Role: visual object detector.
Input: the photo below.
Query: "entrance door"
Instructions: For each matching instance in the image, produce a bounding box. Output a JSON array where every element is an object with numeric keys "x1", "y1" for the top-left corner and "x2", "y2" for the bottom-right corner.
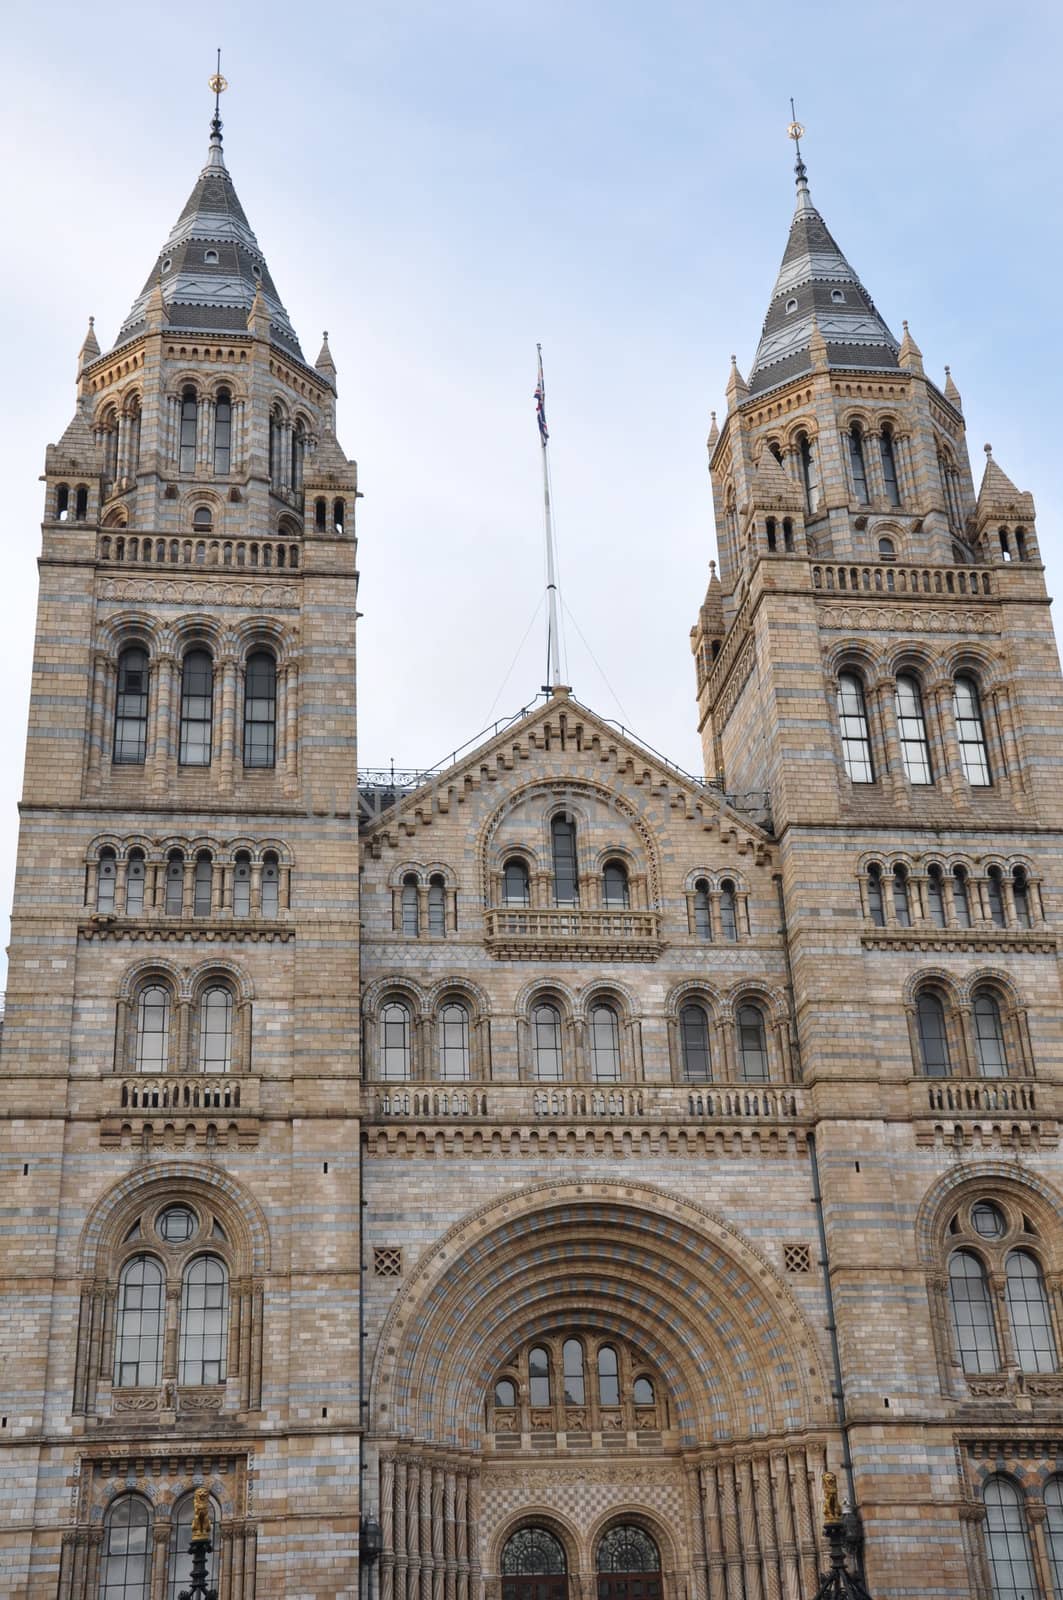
[
  {"x1": 596, "y1": 1526, "x2": 662, "y2": 1600},
  {"x1": 501, "y1": 1528, "x2": 569, "y2": 1600}
]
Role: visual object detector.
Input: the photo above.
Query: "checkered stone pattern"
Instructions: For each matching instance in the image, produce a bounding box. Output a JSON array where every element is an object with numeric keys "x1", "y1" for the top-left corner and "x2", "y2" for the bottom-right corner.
[{"x1": 482, "y1": 1464, "x2": 687, "y2": 1560}]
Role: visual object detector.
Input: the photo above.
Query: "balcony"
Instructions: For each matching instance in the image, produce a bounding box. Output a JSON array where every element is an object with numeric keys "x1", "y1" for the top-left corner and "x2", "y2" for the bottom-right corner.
[
  {"x1": 913, "y1": 1076, "x2": 1055, "y2": 1151},
  {"x1": 100, "y1": 1074, "x2": 260, "y2": 1149},
  {"x1": 483, "y1": 906, "x2": 663, "y2": 960}
]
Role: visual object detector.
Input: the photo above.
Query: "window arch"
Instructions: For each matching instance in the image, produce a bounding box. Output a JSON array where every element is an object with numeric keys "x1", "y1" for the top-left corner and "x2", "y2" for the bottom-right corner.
[
  {"x1": 501, "y1": 1528, "x2": 566, "y2": 1578},
  {"x1": 693, "y1": 878, "x2": 711, "y2": 939},
  {"x1": 879, "y1": 425, "x2": 901, "y2": 506},
  {"x1": 952, "y1": 866, "x2": 972, "y2": 927},
  {"x1": 602, "y1": 858, "x2": 630, "y2": 909},
  {"x1": 981, "y1": 1477, "x2": 1038, "y2": 1600},
  {"x1": 1004, "y1": 1250, "x2": 1057, "y2": 1373},
  {"x1": 846, "y1": 423, "x2": 869, "y2": 504},
  {"x1": 597, "y1": 1344, "x2": 620, "y2": 1407},
  {"x1": 168, "y1": 1493, "x2": 221, "y2": 1600},
  {"x1": 198, "y1": 985, "x2": 233, "y2": 1072},
  {"x1": 736, "y1": 1003, "x2": 769, "y2": 1082},
  {"x1": 179, "y1": 387, "x2": 198, "y2": 474},
  {"x1": 866, "y1": 863, "x2": 885, "y2": 927},
  {"x1": 503, "y1": 857, "x2": 530, "y2": 906},
  {"x1": 926, "y1": 865, "x2": 947, "y2": 928},
  {"x1": 949, "y1": 1250, "x2": 999, "y2": 1373},
  {"x1": 243, "y1": 650, "x2": 277, "y2": 768},
  {"x1": 291, "y1": 420, "x2": 306, "y2": 492},
  {"x1": 528, "y1": 1346, "x2": 551, "y2": 1408},
  {"x1": 532, "y1": 1002, "x2": 563, "y2": 1081},
  {"x1": 401, "y1": 873, "x2": 419, "y2": 936},
  {"x1": 262, "y1": 852, "x2": 280, "y2": 917},
  {"x1": 192, "y1": 505, "x2": 213, "y2": 533},
  {"x1": 986, "y1": 866, "x2": 1007, "y2": 928},
  {"x1": 589, "y1": 1003, "x2": 621, "y2": 1082},
  {"x1": 381, "y1": 1001, "x2": 412, "y2": 1081},
  {"x1": 164, "y1": 852, "x2": 184, "y2": 916},
  {"x1": 427, "y1": 874, "x2": 446, "y2": 935},
  {"x1": 562, "y1": 1338, "x2": 585, "y2": 1405},
  {"x1": 597, "y1": 1527, "x2": 661, "y2": 1575},
  {"x1": 314, "y1": 497, "x2": 327, "y2": 532},
  {"x1": 179, "y1": 648, "x2": 214, "y2": 766},
  {"x1": 551, "y1": 814, "x2": 579, "y2": 905},
  {"x1": 972, "y1": 990, "x2": 1008, "y2": 1078},
  {"x1": 877, "y1": 535, "x2": 896, "y2": 560},
  {"x1": 113, "y1": 1257, "x2": 164, "y2": 1387},
  {"x1": 213, "y1": 388, "x2": 232, "y2": 475},
  {"x1": 915, "y1": 990, "x2": 950, "y2": 1077},
  {"x1": 679, "y1": 1003, "x2": 712, "y2": 1082},
  {"x1": 895, "y1": 674, "x2": 933, "y2": 784},
  {"x1": 178, "y1": 1255, "x2": 229, "y2": 1385},
  {"x1": 126, "y1": 850, "x2": 146, "y2": 916},
  {"x1": 1012, "y1": 867, "x2": 1033, "y2": 928},
  {"x1": 1044, "y1": 1477, "x2": 1063, "y2": 1593},
  {"x1": 718, "y1": 879, "x2": 739, "y2": 941},
  {"x1": 892, "y1": 864, "x2": 912, "y2": 927},
  {"x1": 114, "y1": 646, "x2": 149, "y2": 765},
  {"x1": 233, "y1": 852, "x2": 251, "y2": 917},
  {"x1": 75, "y1": 484, "x2": 89, "y2": 520},
  {"x1": 838, "y1": 671, "x2": 874, "y2": 783},
  {"x1": 135, "y1": 984, "x2": 171, "y2": 1072},
  {"x1": 97, "y1": 848, "x2": 118, "y2": 913},
  {"x1": 954, "y1": 676, "x2": 991, "y2": 786},
  {"x1": 439, "y1": 1001, "x2": 470, "y2": 1081},
  {"x1": 193, "y1": 852, "x2": 213, "y2": 918},
  {"x1": 100, "y1": 1495, "x2": 152, "y2": 1600}
]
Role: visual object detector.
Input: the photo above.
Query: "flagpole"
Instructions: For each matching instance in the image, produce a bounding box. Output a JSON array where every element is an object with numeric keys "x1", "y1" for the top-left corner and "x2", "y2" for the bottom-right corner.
[{"x1": 535, "y1": 343, "x2": 562, "y2": 690}]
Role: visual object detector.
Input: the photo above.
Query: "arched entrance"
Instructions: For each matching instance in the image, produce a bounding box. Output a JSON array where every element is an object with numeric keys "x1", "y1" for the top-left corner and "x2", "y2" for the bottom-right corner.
[
  {"x1": 501, "y1": 1527, "x2": 568, "y2": 1600},
  {"x1": 596, "y1": 1526, "x2": 661, "y2": 1600}
]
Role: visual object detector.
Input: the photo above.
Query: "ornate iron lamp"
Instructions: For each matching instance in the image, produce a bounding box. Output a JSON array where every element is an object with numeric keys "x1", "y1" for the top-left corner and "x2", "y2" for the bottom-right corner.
[
  {"x1": 177, "y1": 1488, "x2": 218, "y2": 1600},
  {"x1": 808, "y1": 1473, "x2": 873, "y2": 1600}
]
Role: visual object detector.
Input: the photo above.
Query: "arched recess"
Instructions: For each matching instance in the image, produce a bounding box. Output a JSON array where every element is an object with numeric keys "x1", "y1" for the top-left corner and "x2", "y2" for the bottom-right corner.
[{"x1": 371, "y1": 1181, "x2": 828, "y2": 1451}]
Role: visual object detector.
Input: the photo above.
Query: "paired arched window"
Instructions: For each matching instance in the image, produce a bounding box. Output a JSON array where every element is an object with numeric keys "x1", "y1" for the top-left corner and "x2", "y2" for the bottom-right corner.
[
  {"x1": 503, "y1": 858, "x2": 530, "y2": 906},
  {"x1": 135, "y1": 985, "x2": 171, "y2": 1072},
  {"x1": 114, "y1": 1253, "x2": 228, "y2": 1389},
  {"x1": 973, "y1": 991, "x2": 1008, "y2": 1077},
  {"x1": 114, "y1": 647, "x2": 149, "y2": 765},
  {"x1": 178, "y1": 1256, "x2": 229, "y2": 1385},
  {"x1": 381, "y1": 1001, "x2": 412, "y2": 1080},
  {"x1": 602, "y1": 859, "x2": 630, "y2": 909},
  {"x1": 892, "y1": 865, "x2": 912, "y2": 927},
  {"x1": 439, "y1": 1001, "x2": 470, "y2": 1081},
  {"x1": 736, "y1": 1003, "x2": 769, "y2": 1081},
  {"x1": 97, "y1": 849, "x2": 118, "y2": 913},
  {"x1": 954, "y1": 675, "x2": 991, "y2": 786},
  {"x1": 879, "y1": 426, "x2": 901, "y2": 506},
  {"x1": 589, "y1": 1003, "x2": 621, "y2": 1082},
  {"x1": 693, "y1": 879, "x2": 711, "y2": 939},
  {"x1": 532, "y1": 1003, "x2": 564, "y2": 1081},
  {"x1": 895, "y1": 674, "x2": 933, "y2": 784},
  {"x1": 981, "y1": 1477, "x2": 1038, "y2": 1600},
  {"x1": 179, "y1": 387, "x2": 198, "y2": 475},
  {"x1": 113, "y1": 1257, "x2": 164, "y2": 1386},
  {"x1": 427, "y1": 874, "x2": 446, "y2": 935},
  {"x1": 679, "y1": 1003, "x2": 712, "y2": 1081},
  {"x1": 243, "y1": 651, "x2": 277, "y2": 768},
  {"x1": 797, "y1": 431, "x2": 819, "y2": 513},
  {"x1": 179, "y1": 649, "x2": 214, "y2": 766},
  {"x1": 943, "y1": 1201, "x2": 1058, "y2": 1389},
  {"x1": 126, "y1": 851, "x2": 146, "y2": 915},
  {"x1": 401, "y1": 874, "x2": 419, "y2": 936},
  {"x1": 199, "y1": 986, "x2": 233, "y2": 1072},
  {"x1": 551, "y1": 815, "x2": 579, "y2": 905},
  {"x1": 100, "y1": 1496, "x2": 152, "y2": 1600},
  {"x1": 846, "y1": 424, "x2": 869, "y2": 504},
  {"x1": 213, "y1": 389, "x2": 232, "y2": 475},
  {"x1": 837, "y1": 671, "x2": 874, "y2": 783},
  {"x1": 915, "y1": 991, "x2": 950, "y2": 1077}
]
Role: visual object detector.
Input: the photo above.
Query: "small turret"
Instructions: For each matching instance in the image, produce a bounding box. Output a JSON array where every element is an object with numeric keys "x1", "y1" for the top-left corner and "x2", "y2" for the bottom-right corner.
[
  {"x1": 943, "y1": 365, "x2": 962, "y2": 410},
  {"x1": 897, "y1": 320, "x2": 924, "y2": 375},
  {"x1": 974, "y1": 444, "x2": 1038, "y2": 562},
  {"x1": 706, "y1": 410, "x2": 719, "y2": 456},
  {"x1": 315, "y1": 331, "x2": 338, "y2": 387},
  {"x1": 725, "y1": 355, "x2": 748, "y2": 412}
]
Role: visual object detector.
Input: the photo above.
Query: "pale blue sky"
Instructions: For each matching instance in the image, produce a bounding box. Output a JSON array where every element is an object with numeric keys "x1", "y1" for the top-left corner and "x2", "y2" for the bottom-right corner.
[{"x1": 1, "y1": 0, "x2": 1061, "y2": 971}]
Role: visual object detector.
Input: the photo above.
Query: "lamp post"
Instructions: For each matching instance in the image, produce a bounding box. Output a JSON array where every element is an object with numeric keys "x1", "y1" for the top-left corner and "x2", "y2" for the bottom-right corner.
[
  {"x1": 178, "y1": 1488, "x2": 218, "y2": 1600},
  {"x1": 808, "y1": 1474, "x2": 873, "y2": 1600},
  {"x1": 362, "y1": 1515, "x2": 383, "y2": 1600}
]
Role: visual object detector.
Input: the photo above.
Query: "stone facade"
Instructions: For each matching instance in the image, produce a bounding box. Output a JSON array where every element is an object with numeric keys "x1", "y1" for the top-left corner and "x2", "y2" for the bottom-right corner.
[{"x1": 2, "y1": 114, "x2": 1063, "y2": 1600}]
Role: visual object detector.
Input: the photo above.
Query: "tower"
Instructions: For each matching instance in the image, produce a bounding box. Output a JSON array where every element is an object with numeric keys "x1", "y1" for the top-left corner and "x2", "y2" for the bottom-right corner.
[{"x1": 1, "y1": 91, "x2": 362, "y2": 1597}]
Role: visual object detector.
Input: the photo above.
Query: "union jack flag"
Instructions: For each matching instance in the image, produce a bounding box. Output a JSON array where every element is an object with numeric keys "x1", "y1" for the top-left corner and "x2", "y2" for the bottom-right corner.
[{"x1": 534, "y1": 345, "x2": 549, "y2": 445}]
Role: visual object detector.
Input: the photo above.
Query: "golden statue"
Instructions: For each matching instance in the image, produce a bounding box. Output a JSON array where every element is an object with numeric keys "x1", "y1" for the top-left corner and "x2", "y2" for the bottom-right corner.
[
  {"x1": 190, "y1": 1486, "x2": 212, "y2": 1542},
  {"x1": 822, "y1": 1470, "x2": 841, "y2": 1523}
]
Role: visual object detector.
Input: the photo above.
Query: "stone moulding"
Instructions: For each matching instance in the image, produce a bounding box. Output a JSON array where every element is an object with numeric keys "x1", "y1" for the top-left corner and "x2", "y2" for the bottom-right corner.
[
  {"x1": 482, "y1": 907, "x2": 663, "y2": 961},
  {"x1": 80, "y1": 919, "x2": 294, "y2": 944},
  {"x1": 862, "y1": 929, "x2": 1056, "y2": 953}
]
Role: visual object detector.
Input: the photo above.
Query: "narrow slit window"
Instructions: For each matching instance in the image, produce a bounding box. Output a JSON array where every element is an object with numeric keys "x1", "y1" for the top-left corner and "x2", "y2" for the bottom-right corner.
[
  {"x1": 879, "y1": 426, "x2": 901, "y2": 506},
  {"x1": 193, "y1": 855, "x2": 213, "y2": 917},
  {"x1": 719, "y1": 880, "x2": 738, "y2": 941},
  {"x1": 952, "y1": 867, "x2": 972, "y2": 928},
  {"x1": 233, "y1": 854, "x2": 251, "y2": 917},
  {"x1": 179, "y1": 388, "x2": 198, "y2": 474},
  {"x1": 262, "y1": 854, "x2": 280, "y2": 916},
  {"x1": 528, "y1": 1346, "x2": 551, "y2": 1408},
  {"x1": 401, "y1": 875, "x2": 419, "y2": 936},
  {"x1": 1012, "y1": 869, "x2": 1032, "y2": 928},
  {"x1": 693, "y1": 879, "x2": 711, "y2": 939},
  {"x1": 165, "y1": 855, "x2": 184, "y2": 916},
  {"x1": 866, "y1": 865, "x2": 885, "y2": 926},
  {"x1": 847, "y1": 425, "x2": 869, "y2": 503},
  {"x1": 213, "y1": 389, "x2": 232, "y2": 474},
  {"x1": 125, "y1": 852, "x2": 145, "y2": 915},
  {"x1": 892, "y1": 866, "x2": 912, "y2": 927},
  {"x1": 986, "y1": 867, "x2": 1006, "y2": 928},
  {"x1": 427, "y1": 875, "x2": 446, "y2": 935},
  {"x1": 97, "y1": 850, "x2": 117, "y2": 913},
  {"x1": 551, "y1": 815, "x2": 579, "y2": 905},
  {"x1": 562, "y1": 1339, "x2": 585, "y2": 1405},
  {"x1": 926, "y1": 865, "x2": 947, "y2": 928},
  {"x1": 597, "y1": 1344, "x2": 620, "y2": 1408}
]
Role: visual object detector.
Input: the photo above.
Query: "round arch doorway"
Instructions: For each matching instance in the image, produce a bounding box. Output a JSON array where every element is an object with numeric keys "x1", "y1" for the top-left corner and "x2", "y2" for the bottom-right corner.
[
  {"x1": 596, "y1": 1525, "x2": 662, "y2": 1600},
  {"x1": 501, "y1": 1527, "x2": 569, "y2": 1600}
]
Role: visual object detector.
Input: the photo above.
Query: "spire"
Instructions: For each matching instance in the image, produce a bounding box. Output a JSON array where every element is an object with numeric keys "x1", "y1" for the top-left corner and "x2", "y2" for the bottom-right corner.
[
  {"x1": 897, "y1": 319, "x2": 923, "y2": 374},
  {"x1": 110, "y1": 65, "x2": 304, "y2": 359},
  {"x1": 976, "y1": 443, "x2": 1035, "y2": 522},
  {"x1": 706, "y1": 409, "x2": 720, "y2": 453},
  {"x1": 77, "y1": 316, "x2": 100, "y2": 375},
  {"x1": 315, "y1": 331, "x2": 337, "y2": 385},
  {"x1": 747, "y1": 117, "x2": 900, "y2": 398},
  {"x1": 726, "y1": 355, "x2": 748, "y2": 411},
  {"x1": 943, "y1": 364, "x2": 962, "y2": 410}
]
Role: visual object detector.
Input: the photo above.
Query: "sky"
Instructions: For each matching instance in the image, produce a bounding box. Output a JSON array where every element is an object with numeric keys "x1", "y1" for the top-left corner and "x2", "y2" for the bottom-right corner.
[{"x1": 1, "y1": 0, "x2": 1062, "y2": 978}]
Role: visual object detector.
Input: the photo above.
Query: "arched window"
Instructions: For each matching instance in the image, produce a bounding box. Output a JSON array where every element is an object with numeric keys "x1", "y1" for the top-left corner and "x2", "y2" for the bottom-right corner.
[
  {"x1": 719, "y1": 879, "x2": 738, "y2": 941},
  {"x1": 501, "y1": 1527, "x2": 565, "y2": 1579},
  {"x1": 168, "y1": 1494, "x2": 220, "y2": 1600},
  {"x1": 97, "y1": 849, "x2": 117, "y2": 913},
  {"x1": 114, "y1": 647, "x2": 149, "y2": 765},
  {"x1": 75, "y1": 484, "x2": 88, "y2": 520},
  {"x1": 981, "y1": 1477, "x2": 1037, "y2": 1600},
  {"x1": 193, "y1": 854, "x2": 213, "y2": 917},
  {"x1": 954, "y1": 676, "x2": 991, "y2": 786},
  {"x1": 879, "y1": 426, "x2": 901, "y2": 506},
  {"x1": 532, "y1": 1003, "x2": 563, "y2": 1081},
  {"x1": 895, "y1": 675, "x2": 933, "y2": 784},
  {"x1": 562, "y1": 1338, "x2": 585, "y2": 1405},
  {"x1": 736, "y1": 1003, "x2": 769, "y2": 1081},
  {"x1": 1005, "y1": 1251, "x2": 1057, "y2": 1373},
  {"x1": 603, "y1": 859, "x2": 630, "y2": 909},
  {"x1": 597, "y1": 1528, "x2": 661, "y2": 1574},
  {"x1": 1044, "y1": 1477, "x2": 1063, "y2": 1594},
  {"x1": 632, "y1": 1375, "x2": 655, "y2": 1406},
  {"x1": 797, "y1": 431, "x2": 819, "y2": 513},
  {"x1": 314, "y1": 497, "x2": 327, "y2": 532},
  {"x1": 766, "y1": 516, "x2": 777, "y2": 553},
  {"x1": 291, "y1": 422, "x2": 305, "y2": 492},
  {"x1": 213, "y1": 389, "x2": 232, "y2": 475},
  {"x1": 178, "y1": 1256, "x2": 229, "y2": 1385},
  {"x1": 916, "y1": 992, "x2": 950, "y2": 1077},
  {"x1": 1012, "y1": 868, "x2": 1032, "y2": 928},
  {"x1": 782, "y1": 517, "x2": 794, "y2": 553},
  {"x1": 427, "y1": 874, "x2": 446, "y2": 935},
  {"x1": 243, "y1": 651, "x2": 276, "y2": 768},
  {"x1": 952, "y1": 867, "x2": 972, "y2": 928},
  {"x1": 877, "y1": 536, "x2": 896, "y2": 560},
  {"x1": 262, "y1": 853, "x2": 280, "y2": 917},
  {"x1": 165, "y1": 852, "x2": 184, "y2": 916},
  {"x1": 333, "y1": 498, "x2": 346, "y2": 534},
  {"x1": 179, "y1": 387, "x2": 198, "y2": 474},
  {"x1": 551, "y1": 815, "x2": 579, "y2": 905},
  {"x1": 56, "y1": 484, "x2": 70, "y2": 520},
  {"x1": 986, "y1": 867, "x2": 1006, "y2": 928},
  {"x1": 381, "y1": 1001, "x2": 411, "y2": 1080},
  {"x1": 892, "y1": 865, "x2": 912, "y2": 928},
  {"x1": 192, "y1": 506, "x2": 213, "y2": 534},
  {"x1": 126, "y1": 850, "x2": 146, "y2": 915},
  {"x1": 528, "y1": 1347, "x2": 551, "y2": 1409},
  {"x1": 494, "y1": 1378, "x2": 517, "y2": 1407},
  {"x1": 135, "y1": 985, "x2": 170, "y2": 1071},
  {"x1": 100, "y1": 1496, "x2": 152, "y2": 1600},
  {"x1": 503, "y1": 858, "x2": 530, "y2": 906},
  {"x1": 973, "y1": 991, "x2": 1008, "y2": 1078},
  {"x1": 847, "y1": 424, "x2": 869, "y2": 503},
  {"x1": 1015, "y1": 528, "x2": 1028, "y2": 561},
  {"x1": 113, "y1": 1258, "x2": 164, "y2": 1386},
  {"x1": 866, "y1": 864, "x2": 885, "y2": 927},
  {"x1": 680, "y1": 1003, "x2": 712, "y2": 1081},
  {"x1": 597, "y1": 1345, "x2": 620, "y2": 1407},
  {"x1": 233, "y1": 852, "x2": 251, "y2": 917},
  {"x1": 948, "y1": 1250, "x2": 999, "y2": 1372},
  {"x1": 179, "y1": 649, "x2": 214, "y2": 766},
  {"x1": 439, "y1": 1001, "x2": 470, "y2": 1081},
  {"x1": 838, "y1": 671, "x2": 874, "y2": 783},
  {"x1": 589, "y1": 1004, "x2": 621, "y2": 1082},
  {"x1": 401, "y1": 874, "x2": 419, "y2": 936},
  {"x1": 693, "y1": 879, "x2": 711, "y2": 939},
  {"x1": 926, "y1": 865, "x2": 947, "y2": 928},
  {"x1": 268, "y1": 408, "x2": 282, "y2": 488},
  {"x1": 199, "y1": 986, "x2": 233, "y2": 1072}
]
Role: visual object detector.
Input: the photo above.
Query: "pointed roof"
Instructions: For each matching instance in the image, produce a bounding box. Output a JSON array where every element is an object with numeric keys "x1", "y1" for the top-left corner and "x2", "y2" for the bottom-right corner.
[
  {"x1": 112, "y1": 108, "x2": 303, "y2": 359},
  {"x1": 748, "y1": 156, "x2": 899, "y2": 397},
  {"x1": 976, "y1": 445, "x2": 1035, "y2": 522}
]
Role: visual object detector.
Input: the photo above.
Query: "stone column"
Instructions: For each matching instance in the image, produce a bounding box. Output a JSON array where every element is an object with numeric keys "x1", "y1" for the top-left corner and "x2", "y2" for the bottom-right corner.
[
  {"x1": 754, "y1": 1456, "x2": 781, "y2": 1600},
  {"x1": 381, "y1": 1457, "x2": 396, "y2": 1600},
  {"x1": 787, "y1": 1449, "x2": 817, "y2": 1600},
  {"x1": 395, "y1": 1460, "x2": 409, "y2": 1600},
  {"x1": 455, "y1": 1471, "x2": 469, "y2": 1600},
  {"x1": 718, "y1": 1462, "x2": 744, "y2": 1600},
  {"x1": 700, "y1": 1464, "x2": 727, "y2": 1600},
  {"x1": 432, "y1": 1468, "x2": 446, "y2": 1600},
  {"x1": 738, "y1": 1458, "x2": 764, "y2": 1600},
  {"x1": 769, "y1": 1453, "x2": 800, "y2": 1600},
  {"x1": 444, "y1": 1469, "x2": 457, "y2": 1600},
  {"x1": 468, "y1": 1471, "x2": 482, "y2": 1600}
]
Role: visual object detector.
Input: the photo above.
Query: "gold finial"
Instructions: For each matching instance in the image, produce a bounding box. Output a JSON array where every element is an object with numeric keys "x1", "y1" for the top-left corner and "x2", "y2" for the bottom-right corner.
[
  {"x1": 822, "y1": 1470, "x2": 841, "y2": 1524},
  {"x1": 208, "y1": 71, "x2": 228, "y2": 96},
  {"x1": 190, "y1": 1486, "x2": 211, "y2": 1541},
  {"x1": 787, "y1": 118, "x2": 805, "y2": 144}
]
